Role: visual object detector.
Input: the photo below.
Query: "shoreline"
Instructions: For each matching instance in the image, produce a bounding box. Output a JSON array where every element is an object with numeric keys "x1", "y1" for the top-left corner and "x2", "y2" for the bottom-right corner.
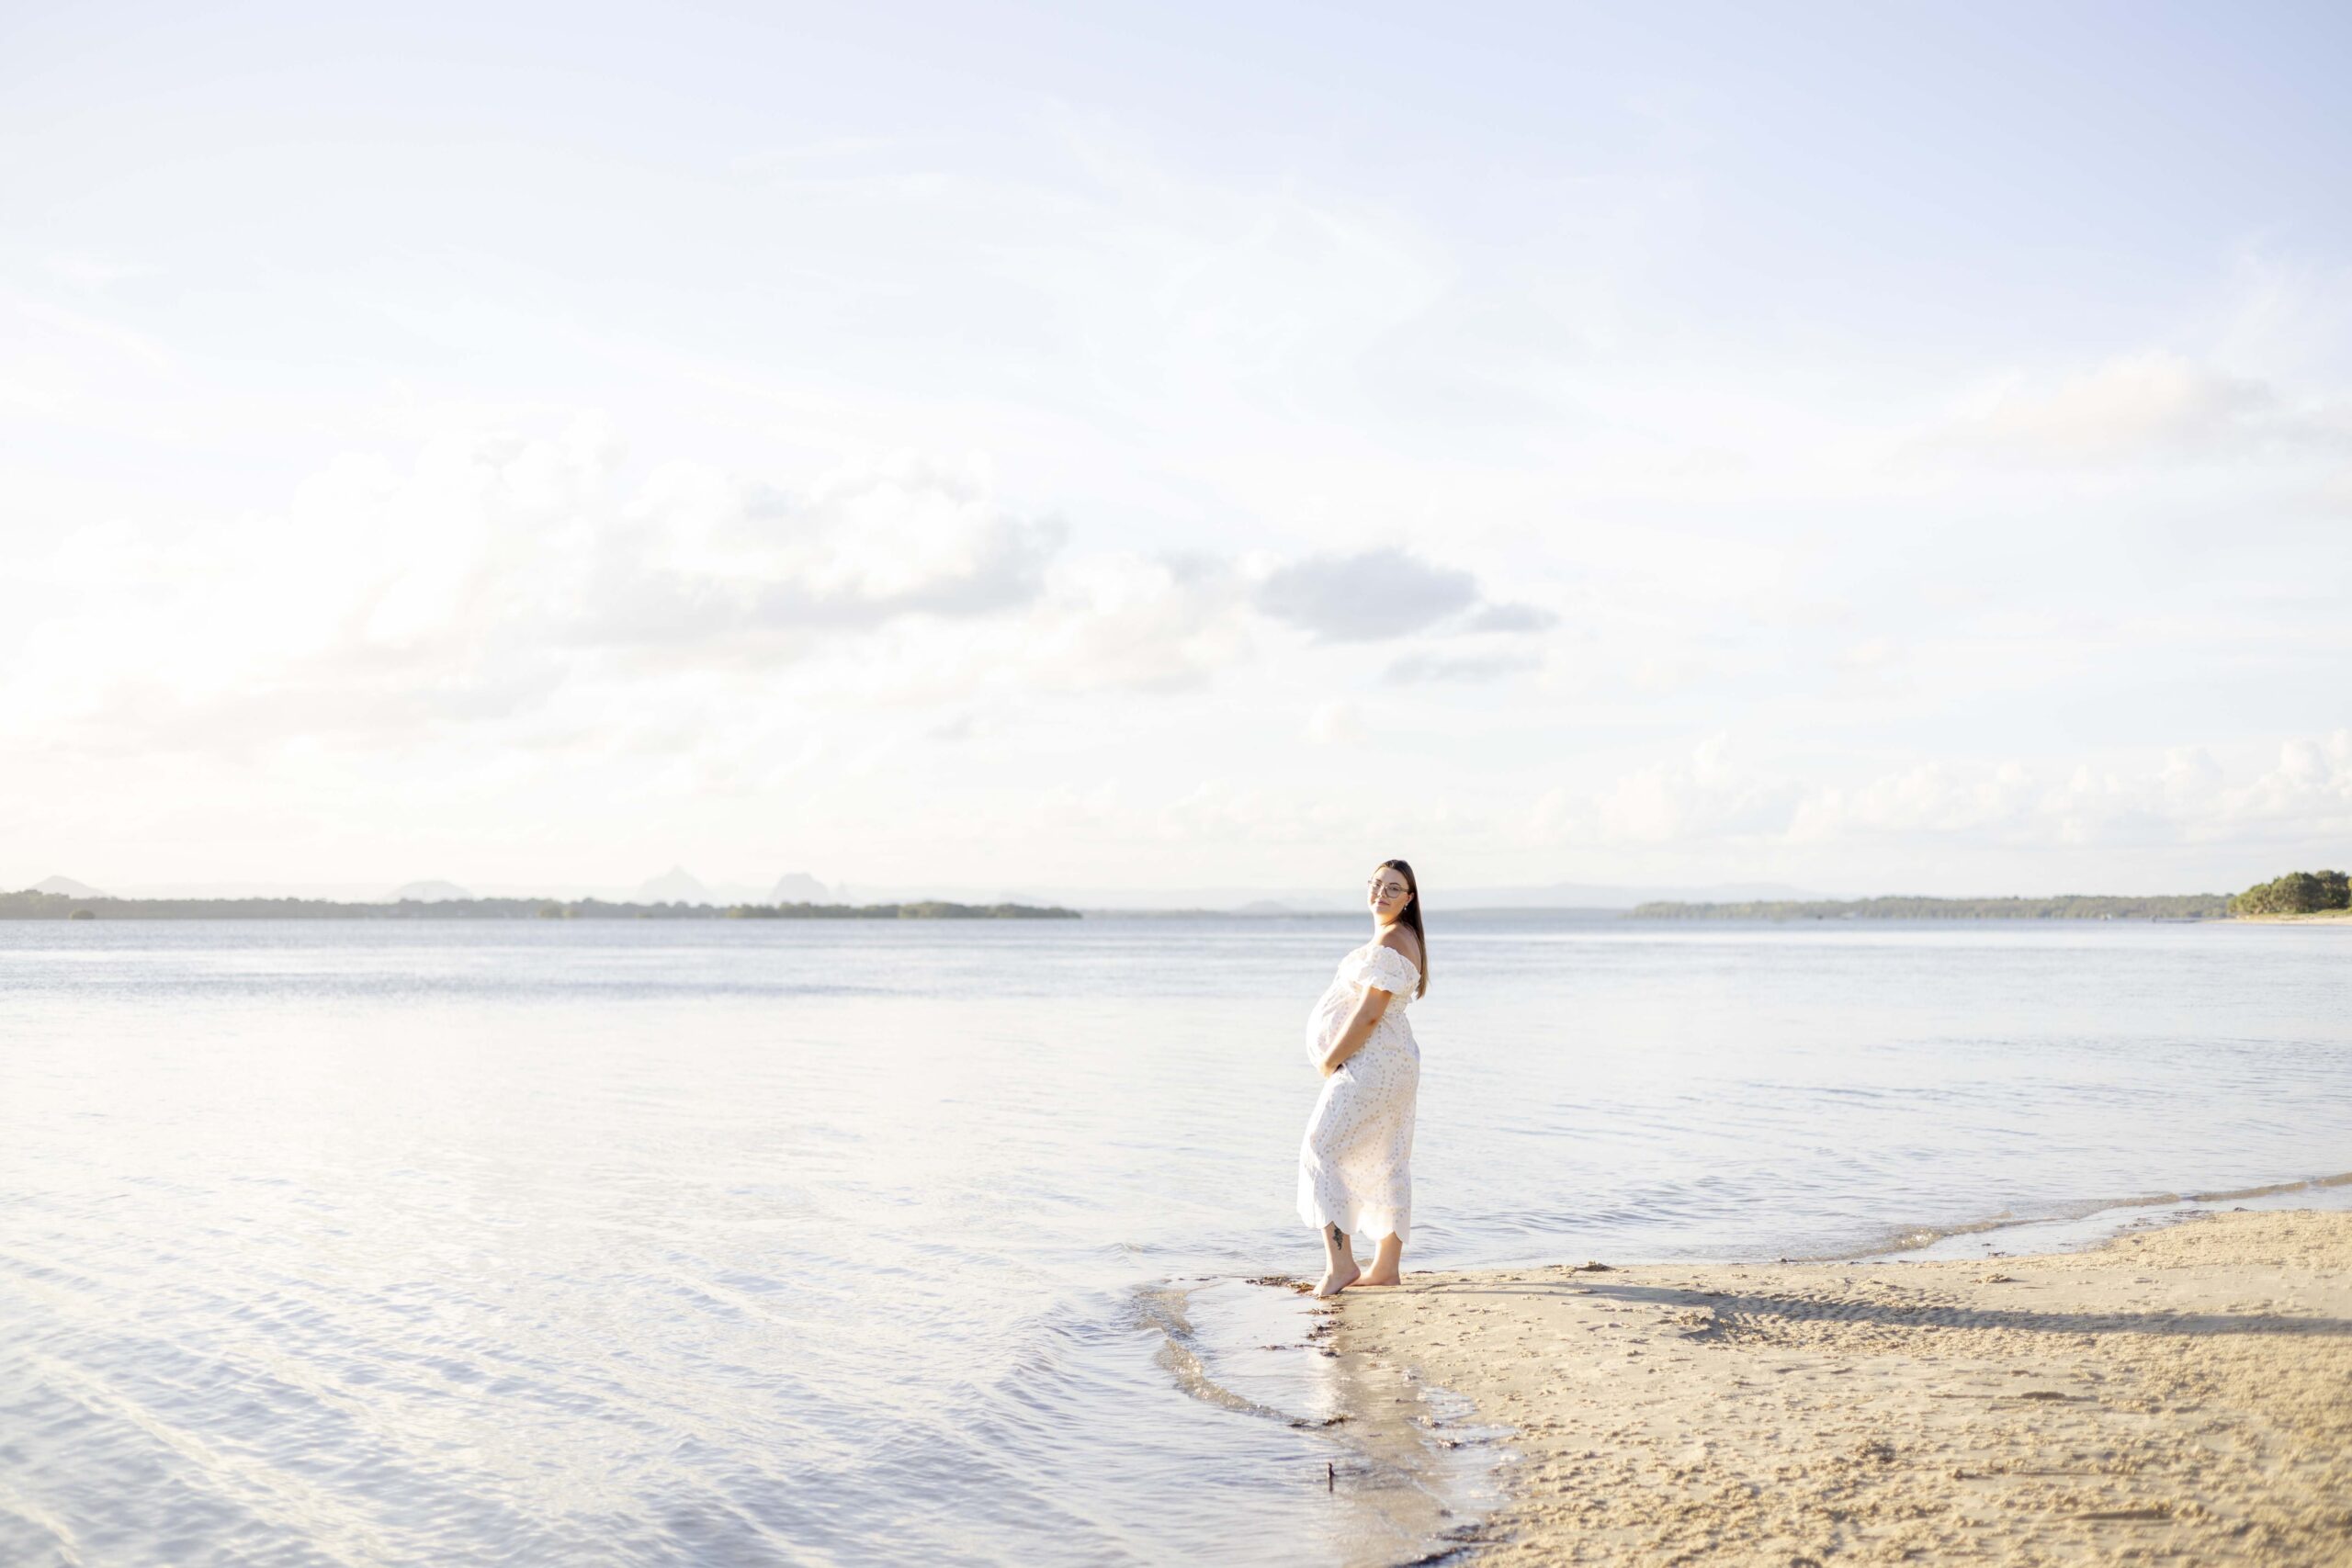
[
  {"x1": 1330, "y1": 1209, "x2": 2352, "y2": 1564},
  {"x1": 1852, "y1": 1170, "x2": 2352, "y2": 1264},
  {"x1": 2233, "y1": 908, "x2": 2352, "y2": 923}
]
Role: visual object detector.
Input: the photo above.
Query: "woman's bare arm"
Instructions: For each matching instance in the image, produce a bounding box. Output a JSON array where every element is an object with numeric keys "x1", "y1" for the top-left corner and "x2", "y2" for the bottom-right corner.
[{"x1": 1318, "y1": 986, "x2": 1395, "y2": 1076}]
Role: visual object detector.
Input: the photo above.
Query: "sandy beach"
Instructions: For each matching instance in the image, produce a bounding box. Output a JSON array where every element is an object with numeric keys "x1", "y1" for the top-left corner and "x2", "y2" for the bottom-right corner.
[{"x1": 1335, "y1": 1210, "x2": 2352, "y2": 1566}]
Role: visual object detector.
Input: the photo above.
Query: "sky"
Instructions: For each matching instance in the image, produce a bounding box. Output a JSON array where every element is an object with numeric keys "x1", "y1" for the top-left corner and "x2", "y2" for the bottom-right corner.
[{"x1": 5, "y1": 0, "x2": 2350, "y2": 900}]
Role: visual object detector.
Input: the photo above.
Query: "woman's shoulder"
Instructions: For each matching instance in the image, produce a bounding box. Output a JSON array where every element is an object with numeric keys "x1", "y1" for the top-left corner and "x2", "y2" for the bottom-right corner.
[{"x1": 1373, "y1": 927, "x2": 1422, "y2": 971}]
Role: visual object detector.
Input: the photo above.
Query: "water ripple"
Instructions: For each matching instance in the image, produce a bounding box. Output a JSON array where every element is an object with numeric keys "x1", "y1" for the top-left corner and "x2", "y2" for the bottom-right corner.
[{"x1": 2, "y1": 915, "x2": 2347, "y2": 1564}]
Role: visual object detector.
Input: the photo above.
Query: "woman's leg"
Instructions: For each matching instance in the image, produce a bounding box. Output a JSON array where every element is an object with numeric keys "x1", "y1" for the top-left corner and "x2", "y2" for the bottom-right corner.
[
  {"x1": 1360, "y1": 1233, "x2": 1404, "y2": 1286},
  {"x1": 1315, "y1": 1224, "x2": 1360, "y2": 1297}
]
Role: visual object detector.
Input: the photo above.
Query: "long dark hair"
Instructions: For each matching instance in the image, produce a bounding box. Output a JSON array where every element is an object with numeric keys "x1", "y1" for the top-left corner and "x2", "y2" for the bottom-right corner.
[{"x1": 1377, "y1": 858, "x2": 1428, "y2": 998}]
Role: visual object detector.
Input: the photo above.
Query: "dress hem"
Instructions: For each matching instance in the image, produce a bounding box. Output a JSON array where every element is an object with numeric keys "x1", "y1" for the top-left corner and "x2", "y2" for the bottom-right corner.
[{"x1": 1296, "y1": 1195, "x2": 1410, "y2": 1246}]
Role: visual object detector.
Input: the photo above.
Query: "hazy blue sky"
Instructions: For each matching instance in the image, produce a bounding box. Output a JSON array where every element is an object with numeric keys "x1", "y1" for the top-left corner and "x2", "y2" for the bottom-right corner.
[{"x1": 6, "y1": 2, "x2": 2349, "y2": 897}]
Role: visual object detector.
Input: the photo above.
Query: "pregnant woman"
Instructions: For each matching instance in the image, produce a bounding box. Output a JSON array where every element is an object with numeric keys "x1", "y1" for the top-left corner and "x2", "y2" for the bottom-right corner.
[{"x1": 1297, "y1": 858, "x2": 1427, "y2": 1297}]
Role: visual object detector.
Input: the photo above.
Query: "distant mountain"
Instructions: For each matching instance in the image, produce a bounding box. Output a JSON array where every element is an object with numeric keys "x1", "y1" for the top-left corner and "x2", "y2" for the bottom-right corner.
[
  {"x1": 959, "y1": 881, "x2": 1836, "y2": 913},
  {"x1": 770, "y1": 872, "x2": 831, "y2": 904},
  {"x1": 635, "y1": 866, "x2": 715, "y2": 905},
  {"x1": 31, "y1": 875, "x2": 109, "y2": 898},
  {"x1": 388, "y1": 879, "x2": 474, "y2": 903}
]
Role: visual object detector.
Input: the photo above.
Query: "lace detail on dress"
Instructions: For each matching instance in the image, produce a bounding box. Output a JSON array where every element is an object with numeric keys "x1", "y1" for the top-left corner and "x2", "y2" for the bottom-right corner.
[
  {"x1": 1296, "y1": 938, "x2": 1422, "y2": 1244},
  {"x1": 1352, "y1": 943, "x2": 1420, "y2": 998}
]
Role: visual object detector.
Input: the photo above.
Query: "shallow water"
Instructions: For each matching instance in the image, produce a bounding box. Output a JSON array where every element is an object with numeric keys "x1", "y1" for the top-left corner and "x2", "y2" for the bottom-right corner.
[{"x1": 2, "y1": 914, "x2": 2347, "y2": 1565}]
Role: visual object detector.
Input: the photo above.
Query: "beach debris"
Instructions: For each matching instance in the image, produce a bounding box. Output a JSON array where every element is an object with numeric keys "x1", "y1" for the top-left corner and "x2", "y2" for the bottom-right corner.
[
  {"x1": 1672, "y1": 1307, "x2": 1720, "y2": 1340},
  {"x1": 1570, "y1": 1260, "x2": 1616, "y2": 1272},
  {"x1": 1980, "y1": 1272, "x2": 2018, "y2": 1283},
  {"x1": 1326, "y1": 1461, "x2": 1335, "y2": 1492}
]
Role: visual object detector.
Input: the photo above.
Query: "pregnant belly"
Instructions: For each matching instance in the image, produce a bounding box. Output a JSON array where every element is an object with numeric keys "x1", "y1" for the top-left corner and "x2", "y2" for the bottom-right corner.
[{"x1": 1305, "y1": 987, "x2": 1354, "y2": 1062}]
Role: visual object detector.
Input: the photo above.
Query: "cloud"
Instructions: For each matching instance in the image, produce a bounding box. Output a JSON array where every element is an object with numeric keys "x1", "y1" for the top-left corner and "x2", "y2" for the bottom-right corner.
[
  {"x1": 1784, "y1": 761, "x2": 2041, "y2": 843},
  {"x1": 1251, "y1": 547, "x2": 1559, "y2": 647},
  {"x1": 4, "y1": 428, "x2": 1077, "y2": 755},
  {"x1": 2224, "y1": 730, "x2": 2352, "y2": 833},
  {"x1": 17, "y1": 421, "x2": 1592, "y2": 773},
  {"x1": 1940, "y1": 351, "x2": 2323, "y2": 464},
  {"x1": 1784, "y1": 733, "x2": 2352, "y2": 851},
  {"x1": 1005, "y1": 552, "x2": 1254, "y2": 694},
  {"x1": 1521, "y1": 731, "x2": 2352, "y2": 862},
  {"x1": 569, "y1": 506, "x2": 1066, "y2": 651},
  {"x1": 1595, "y1": 735, "x2": 1804, "y2": 843},
  {"x1": 1463, "y1": 601, "x2": 1560, "y2": 634},
  {"x1": 778, "y1": 549, "x2": 1260, "y2": 709},
  {"x1": 1253, "y1": 548, "x2": 1478, "y2": 642},
  {"x1": 562, "y1": 452, "x2": 1068, "y2": 654},
  {"x1": 1383, "y1": 650, "x2": 1542, "y2": 684}
]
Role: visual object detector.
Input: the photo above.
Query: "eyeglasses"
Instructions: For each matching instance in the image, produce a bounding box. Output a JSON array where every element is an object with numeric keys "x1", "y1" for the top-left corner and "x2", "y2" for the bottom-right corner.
[{"x1": 1365, "y1": 879, "x2": 1409, "y2": 899}]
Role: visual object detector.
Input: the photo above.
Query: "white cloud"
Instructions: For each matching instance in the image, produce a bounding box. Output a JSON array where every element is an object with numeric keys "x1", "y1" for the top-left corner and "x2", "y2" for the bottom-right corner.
[
  {"x1": 11, "y1": 417, "x2": 1609, "y2": 779},
  {"x1": 3, "y1": 427, "x2": 1077, "y2": 756},
  {"x1": 1254, "y1": 548, "x2": 1479, "y2": 642},
  {"x1": 1023, "y1": 554, "x2": 1255, "y2": 693},
  {"x1": 1463, "y1": 602, "x2": 1560, "y2": 634},
  {"x1": 2227, "y1": 730, "x2": 2352, "y2": 832},
  {"x1": 1786, "y1": 761, "x2": 2042, "y2": 843},
  {"x1": 1383, "y1": 649, "x2": 1542, "y2": 684},
  {"x1": 1516, "y1": 732, "x2": 2352, "y2": 874},
  {"x1": 1594, "y1": 734, "x2": 1802, "y2": 843},
  {"x1": 1940, "y1": 351, "x2": 2320, "y2": 464},
  {"x1": 1252, "y1": 547, "x2": 1559, "y2": 648}
]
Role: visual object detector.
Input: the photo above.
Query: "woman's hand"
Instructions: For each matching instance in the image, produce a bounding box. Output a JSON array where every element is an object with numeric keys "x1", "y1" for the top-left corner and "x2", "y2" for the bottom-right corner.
[{"x1": 1317, "y1": 985, "x2": 1394, "y2": 1076}]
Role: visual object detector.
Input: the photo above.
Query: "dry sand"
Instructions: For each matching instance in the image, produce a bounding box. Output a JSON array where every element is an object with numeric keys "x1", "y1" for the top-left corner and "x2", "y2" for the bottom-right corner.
[{"x1": 1333, "y1": 1210, "x2": 2352, "y2": 1566}]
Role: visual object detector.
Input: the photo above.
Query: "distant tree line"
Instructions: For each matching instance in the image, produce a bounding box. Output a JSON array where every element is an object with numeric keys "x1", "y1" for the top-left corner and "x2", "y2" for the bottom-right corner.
[
  {"x1": 1631, "y1": 894, "x2": 2232, "y2": 920},
  {"x1": 721, "y1": 900, "x2": 1078, "y2": 920},
  {"x1": 2228, "y1": 870, "x2": 2350, "y2": 917},
  {"x1": 0, "y1": 891, "x2": 1079, "y2": 921}
]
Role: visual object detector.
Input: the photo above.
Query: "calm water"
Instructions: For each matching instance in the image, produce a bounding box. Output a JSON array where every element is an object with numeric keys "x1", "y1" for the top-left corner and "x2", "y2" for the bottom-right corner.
[{"x1": 4, "y1": 914, "x2": 2349, "y2": 1566}]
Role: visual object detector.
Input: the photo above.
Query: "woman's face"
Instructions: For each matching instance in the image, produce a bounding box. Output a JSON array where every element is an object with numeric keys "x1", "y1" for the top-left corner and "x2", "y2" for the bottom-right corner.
[{"x1": 1365, "y1": 867, "x2": 1412, "y2": 924}]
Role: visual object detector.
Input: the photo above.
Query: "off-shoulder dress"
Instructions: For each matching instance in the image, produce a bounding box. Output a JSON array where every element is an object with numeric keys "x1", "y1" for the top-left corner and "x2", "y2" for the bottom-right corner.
[{"x1": 1295, "y1": 941, "x2": 1421, "y2": 1244}]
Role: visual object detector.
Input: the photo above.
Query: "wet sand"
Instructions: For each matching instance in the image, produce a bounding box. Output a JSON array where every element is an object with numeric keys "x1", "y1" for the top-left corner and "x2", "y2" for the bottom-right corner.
[{"x1": 1335, "y1": 1210, "x2": 2352, "y2": 1565}]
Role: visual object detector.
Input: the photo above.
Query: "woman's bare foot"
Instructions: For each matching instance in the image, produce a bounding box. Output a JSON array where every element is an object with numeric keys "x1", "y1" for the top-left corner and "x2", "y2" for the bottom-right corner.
[
  {"x1": 1314, "y1": 1256, "x2": 1361, "y2": 1297},
  {"x1": 1359, "y1": 1235, "x2": 1404, "y2": 1287}
]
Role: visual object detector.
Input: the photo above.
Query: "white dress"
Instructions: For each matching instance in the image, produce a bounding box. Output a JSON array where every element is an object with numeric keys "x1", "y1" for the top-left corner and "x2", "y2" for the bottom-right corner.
[{"x1": 1296, "y1": 941, "x2": 1422, "y2": 1244}]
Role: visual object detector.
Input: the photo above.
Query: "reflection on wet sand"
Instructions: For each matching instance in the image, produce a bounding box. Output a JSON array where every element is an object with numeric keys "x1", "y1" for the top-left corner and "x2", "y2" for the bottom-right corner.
[
  {"x1": 1141, "y1": 1273, "x2": 1509, "y2": 1565},
  {"x1": 1314, "y1": 1294, "x2": 1510, "y2": 1565}
]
